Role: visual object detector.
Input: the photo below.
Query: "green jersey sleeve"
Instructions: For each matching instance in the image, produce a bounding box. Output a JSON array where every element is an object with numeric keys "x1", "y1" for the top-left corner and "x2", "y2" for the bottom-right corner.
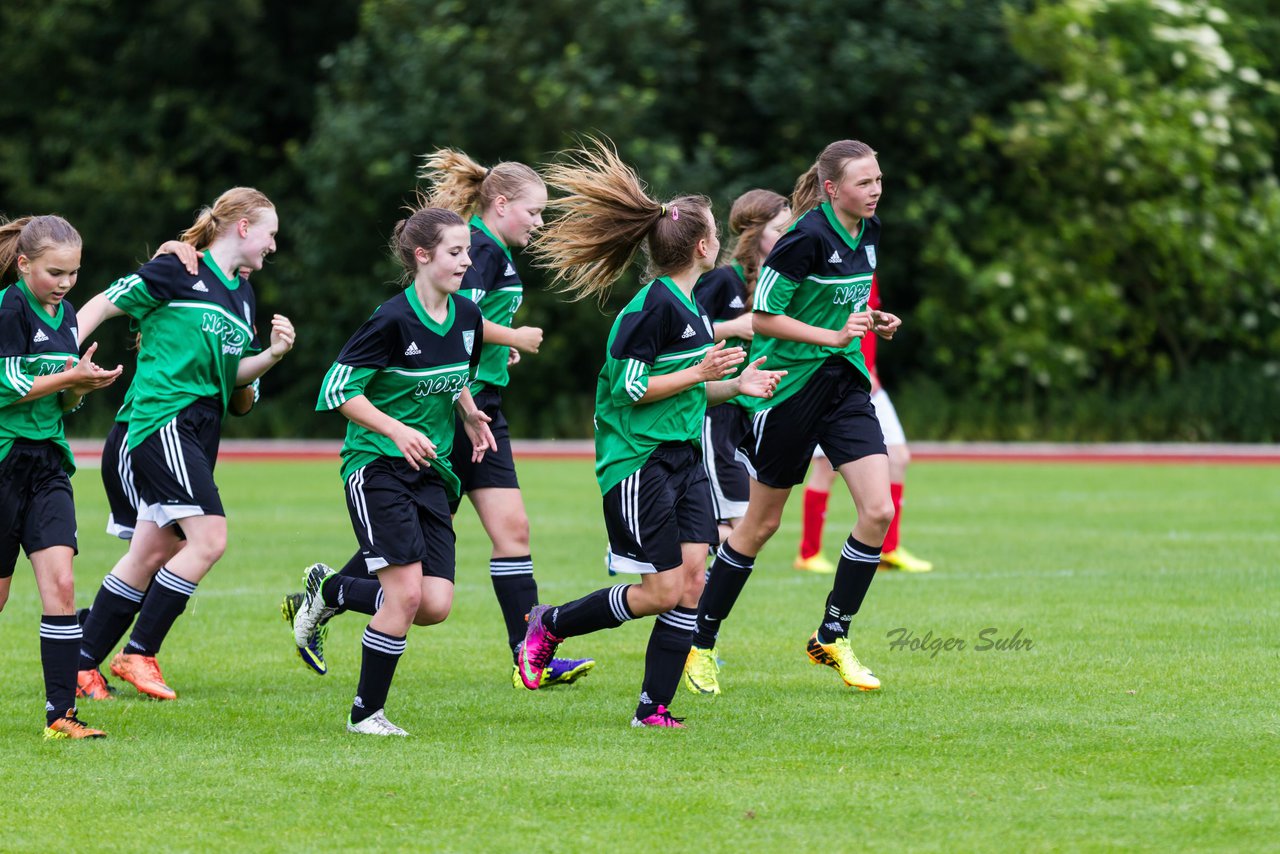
[{"x1": 103, "y1": 272, "x2": 162, "y2": 319}]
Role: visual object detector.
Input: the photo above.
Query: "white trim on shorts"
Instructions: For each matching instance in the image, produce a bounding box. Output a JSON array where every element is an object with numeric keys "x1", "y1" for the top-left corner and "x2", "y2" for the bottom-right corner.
[
  {"x1": 606, "y1": 550, "x2": 657, "y2": 575},
  {"x1": 137, "y1": 501, "x2": 204, "y2": 527},
  {"x1": 871, "y1": 388, "x2": 906, "y2": 447},
  {"x1": 105, "y1": 515, "x2": 135, "y2": 540},
  {"x1": 702, "y1": 414, "x2": 748, "y2": 521}
]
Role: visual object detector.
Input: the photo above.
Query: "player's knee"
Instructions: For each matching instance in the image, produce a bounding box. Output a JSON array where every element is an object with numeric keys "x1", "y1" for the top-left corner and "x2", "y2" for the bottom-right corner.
[
  {"x1": 865, "y1": 500, "x2": 896, "y2": 533},
  {"x1": 0, "y1": 587, "x2": 9, "y2": 613},
  {"x1": 47, "y1": 573, "x2": 76, "y2": 612},
  {"x1": 413, "y1": 597, "x2": 451, "y2": 626}
]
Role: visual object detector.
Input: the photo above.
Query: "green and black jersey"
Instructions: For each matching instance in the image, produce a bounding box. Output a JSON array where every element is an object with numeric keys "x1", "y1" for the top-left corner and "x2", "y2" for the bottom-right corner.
[
  {"x1": 594, "y1": 277, "x2": 716, "y2": 494},
  {"x1": 103, "y1": 254, "x2": 261, "y2": 450},
  {"x1": 459, "y1": 216, "x2": 523, "y2": 392},
  {"x1": 317, "y1": 287, "x2": 484, "y2": 502},
  {"x1": 748, "y1": 203, "x2": 880, "y2": 412},
  {"x1": 693, "y1": 262, "x2": 751, "y2": 387},
  {"x1": 0, "y1": 281, "x2": 81, "y2": 473}
]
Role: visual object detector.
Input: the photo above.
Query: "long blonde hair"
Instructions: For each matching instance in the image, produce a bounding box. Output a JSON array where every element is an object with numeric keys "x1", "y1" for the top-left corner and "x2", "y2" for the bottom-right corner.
[
  {"x1": 727, "y1": 189, "x2": 789, "y2": 299},
  {"x1": 532, "y1": 137, "x2": 713, "y2": 302},
  {"x1": 790, "y1": 140, "x2": 877, "y2": 215},
  {"x1": 0, "y1": 215, "x2": 82, "y2": 282},
  {"x1": 419, "y1": 149, "x2": 543, "y2": 219},
  {"x1": 178, "y1": 187, "x2": 275, "y2": 249}
]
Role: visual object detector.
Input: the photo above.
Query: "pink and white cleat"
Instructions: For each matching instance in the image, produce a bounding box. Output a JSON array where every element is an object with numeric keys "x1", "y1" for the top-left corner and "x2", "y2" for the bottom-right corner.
[
  {"x1": 631, "y1": 705, "x2": 686, "y2": 728},
  {"x1": 516, "y1": 604, "x2": 563, "y2": 690}
]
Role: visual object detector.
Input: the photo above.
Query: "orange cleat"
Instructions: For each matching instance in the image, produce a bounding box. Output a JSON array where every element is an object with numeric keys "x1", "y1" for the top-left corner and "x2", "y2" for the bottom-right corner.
[
  {"x1": 76, "y1": 669, "x2": 116, "y2": 701},
  {"x1": 44, "y1": 710, "x2": 107, "y2": 739},
  {"x1": 110, "y1": 652, "x2": 178, "y2": 700}
]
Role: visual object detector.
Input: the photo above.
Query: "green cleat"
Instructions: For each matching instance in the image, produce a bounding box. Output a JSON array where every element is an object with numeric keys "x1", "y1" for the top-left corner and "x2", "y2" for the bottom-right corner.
[{"x1": 682, "y1": 646, "x2": 722, "y2": 695}]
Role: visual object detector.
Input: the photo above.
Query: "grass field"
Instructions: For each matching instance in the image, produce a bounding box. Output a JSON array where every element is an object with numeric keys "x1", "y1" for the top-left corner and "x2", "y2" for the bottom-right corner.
[{"x1": 2, "y1": 457, "x2": 1276, "y2": 852}]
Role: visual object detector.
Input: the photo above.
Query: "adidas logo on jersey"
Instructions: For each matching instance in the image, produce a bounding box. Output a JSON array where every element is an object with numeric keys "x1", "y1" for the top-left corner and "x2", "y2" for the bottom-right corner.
[
  {"x1": 681, "y1": 324, "x2": 696, "y2": 339},
  {"x1": 192, "y1": 280, "x2": 209, "y2": 292},
  {"x1": 828, "y1": 250, "x2": 842, "y2": 264},
  {"x1": 32, "y1": 329, "x2": 49, "y2": 343},
  {"x1": 728, "y1": 296, "x2": 744, "y2": 309},
  {"x1": 504, "y1": 263, "x2": 516, "y2": 277},
  {"x1": 404, "y1": 341, "x2": 422, "y2": 356}
]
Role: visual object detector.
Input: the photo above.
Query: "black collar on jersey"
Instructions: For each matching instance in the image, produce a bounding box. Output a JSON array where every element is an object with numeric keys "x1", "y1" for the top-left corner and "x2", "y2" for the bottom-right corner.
[
  {"x1": 469, "y1": 215, "x2": 513, "y2": 262},
  {"x1": 820, "y1": 202, "x2": 867, "y2": 254},
  {"x1": 16, "y1": 279, "x2": 65, "y2": 328}
]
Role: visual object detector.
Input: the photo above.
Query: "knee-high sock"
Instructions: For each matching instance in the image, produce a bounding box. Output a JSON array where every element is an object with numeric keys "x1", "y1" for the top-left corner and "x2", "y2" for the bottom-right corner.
[
  {"x1": 490, "y1": 555, "x2": 538, "y2": 654},
  {"x1": 79, "y1": 573, "x2": 147, "y2": 669},
  {"x1": 692, "y1": 543, "x2": 754, "y2": 649},
  {"x1": 41, "y1": 615, "x2": 81, "y2": 725},
  {"x1": 322, "y1": 573, "x2": 382, "y2": 616},
  {"x1": 882, "y1": 483, "x2": 904, "y2": 554},
  {"x1": 124, "y1": 567, "x2": 195, "y2": 657},
  {"x1": 817, "y1": 536, "x2": 881, "y2": 643},
  {"x1": 799, "y1": 488, "x2": 831, "y2": 559},
  {"x1": 351, "y1": 626, "x2": 405, "y2": 724},
  {"x1": 544, "y1": 584, "x2": 635, "y2": 639},
  {"x1": 636, "y1": 605, "x2": 697, "y2": 718}
]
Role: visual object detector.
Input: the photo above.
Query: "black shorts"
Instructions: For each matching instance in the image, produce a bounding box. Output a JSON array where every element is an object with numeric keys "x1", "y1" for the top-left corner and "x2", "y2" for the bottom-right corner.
[
  {"x1": 448, "y1": 387, "x2": 519, "y2": 511},
  {"x1": 131, "y1": 398, "x2": 224, "y2": 528},
  {"x1": 344, "y1": 457, "x2": 456, "y2": 581},
  {"x1": 602, "y1": 442, "x2": 718, "y2": 574},
  {"x1": 737, "y1": 357, "x2": 887, "y2": 489},
  {"x1": 701, "y1": 402, "x2": 751, "y2": 522},
  {"x1": 0, "y1": 441, "x2": 77, "y2": 578},
  {"x1": 101, "y1": 421, "x2": 140, "y2": 539}
]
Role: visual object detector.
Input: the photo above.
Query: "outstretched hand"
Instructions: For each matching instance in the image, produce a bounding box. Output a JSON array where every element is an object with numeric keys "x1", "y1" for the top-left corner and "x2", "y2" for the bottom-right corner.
[
  {"x1": 461, "y1": 407, "x2": 498, "y2": 462},
  {"x1": 64, "y1": 342, "x2": 123, "y2": 394},
  {"x1": 155, "y1": 240, "x2": 203, "y2": 275},
  {"x1": 832, "y1": 312, "x2": 875, "y2": 348},
  {"x1": 268, "y1": 314, "x2": 296, "y2": 357},
  {"x1": 695, "y1": 340, "x2": 746, "y2": 381},
  {"x1": 390, "y1": 423, "x2": 436, "y2": 471},
  {"x1": 870, "y1": 309, "x2": 901, "y2": 340},
  {"x1": 736, "y1": 356, "x2": 786, "y2": 400}
]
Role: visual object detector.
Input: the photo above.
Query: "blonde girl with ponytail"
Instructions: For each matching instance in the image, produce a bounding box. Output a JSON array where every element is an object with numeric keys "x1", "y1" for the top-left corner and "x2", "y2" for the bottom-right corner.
[
  {"x1": 514, "y1": 138, "x2": 783, "y2": 728},
  {"x1": 73, "y1": 188, "x2": 295, "y2": 703}
]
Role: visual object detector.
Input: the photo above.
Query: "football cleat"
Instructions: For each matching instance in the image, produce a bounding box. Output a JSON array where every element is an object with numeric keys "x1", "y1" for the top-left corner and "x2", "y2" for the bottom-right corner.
[
  {"x1": 109, "y1": 652, "x2": 177, "y2": 700},
  {"x1": 347, "y1": 709, "x2": 408, "y2": 736},
  {"x1": 516, "y1": 605, "x2": 563, "y2": 690},
  {"x1": 510, "y1": 651, "x2": 595, "y2": 688},
  {"x1": 793, "y1": 553, "x2": 836, "y2": 574},
  {"x1": 682, "y1": 646, "x2": 722, "y2": 695},
  {"x1": 44, "y1": 709, "x2": 107, "y2": 740},
  {"x1": 630, "y1": 705, "x2": 686, "y2": 728},
  {"x1": 76, "y1": 668, "x2": 117, "y2": 701},
  {"x1": 806, "y1": 632, "x2": 880, "y2": 691},
  {"x1": 879, "y1": 547, "x2": 934, "y2": 573},
  {"x1": 282, "y1": 591, "x2": 330, "y2": 675},
  {"x1": 293, "y1": 564, "x2": 338, "y2": 651}
]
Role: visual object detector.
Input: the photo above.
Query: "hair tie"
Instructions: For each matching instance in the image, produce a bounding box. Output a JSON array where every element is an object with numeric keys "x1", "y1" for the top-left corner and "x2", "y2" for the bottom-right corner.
[
  {"x1": 660, "y1": 204, "x2": 667, "y2": 217},
  {"x1": 669, "y1": 205, "x2": 679, "y2": 221}
]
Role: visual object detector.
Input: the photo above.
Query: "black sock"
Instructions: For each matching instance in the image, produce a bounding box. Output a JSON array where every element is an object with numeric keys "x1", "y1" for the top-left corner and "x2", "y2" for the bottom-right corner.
[
  {"x1": 79, "y1": 574, "x2": 147, "y2": 670},
  {"x1": 41, "y1": 615, "x2": 81, "y2": 725},
  {"x1": 636, "y1": 605, "x2": 697, "y2": 719},
  {"x1": 337, "y1": 550, "x2": 365, "y2": 578},
  {"x1": 544, "y1": 584, "x2": 635, "y2": 639},
  {"x1": 124, "y1": 567, "x2": 196, "y2": 657},
  {"x1": 490, "y1": 555, "x2": 538, "y2": 655},
  {"x1": 692, "y1": 542, "x2": 755, "y2": 649},
  {"x1": 322, "y1": 573, "x2": 382, "y2": 616},
  {"x1": 817, "y1": 535, "x2": 881, "y2": 643},
  {"x1": 351, "y1": 626, "x2": 406, "y2": 724}
]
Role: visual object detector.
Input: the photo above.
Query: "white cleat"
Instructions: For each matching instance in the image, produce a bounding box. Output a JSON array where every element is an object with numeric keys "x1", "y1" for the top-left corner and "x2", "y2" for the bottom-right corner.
[{"x1": 347, "y1": 709, "x2": 408, "y2": 736}]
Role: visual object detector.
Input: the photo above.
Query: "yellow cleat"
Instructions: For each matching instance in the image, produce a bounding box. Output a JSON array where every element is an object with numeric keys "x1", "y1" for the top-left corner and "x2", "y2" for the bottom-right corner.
[
  {"x1": 683, "y1": 646, "x2": 722, "y2": 695},
  {"x1": 44, "y1": 710, "x2": 107, "y2": 739},
  {"x1": 879, "y1": 547, "x2": 934, "y2": 573},
  {"x1": 806, "y1": 632, "x2": 881, "y2": 691},
  {"x1": 793, "y1": 553, "x2": 835, "y2": 574}
]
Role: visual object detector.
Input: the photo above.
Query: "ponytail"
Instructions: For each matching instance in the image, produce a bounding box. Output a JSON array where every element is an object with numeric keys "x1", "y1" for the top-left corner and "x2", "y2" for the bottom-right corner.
[
  {"x1": 727, "y1": 189, "x2": 789, "y2": 300},
  {"x1": 420, "y1": 148, "x2": 543, "y2": 218},
  {"x1": 532, "y1": 137, "x2": 713, "y2": 302},
  {"x1": 790, "y1": 140, "x2": 877, "y2": 215},
  {"x1": 389, "y1": 206, "x2": 466, "y2": 284},
  {"x1": 178, "y1": 187, "x2": 274, "y2": 249},
  {"x1": 0, "y1": 215, "x2": 82, "y2": 282}
]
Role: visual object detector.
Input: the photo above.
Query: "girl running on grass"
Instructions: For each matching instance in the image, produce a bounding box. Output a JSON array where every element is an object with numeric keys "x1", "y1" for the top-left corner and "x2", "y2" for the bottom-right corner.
[
  {"x1": 0, "y1": 214, "x2": 122, "y2": 738},
  {"x1": 692, "y1": 189, "x2": 791, "y2": 544},
  {"x1": 73, "y1": 188, "x2": 295, "y2": 702},
  {"x1": 515, "y1": 138, "x2": 784, "y2": 728},
  {"x1": 683, "y1": 140, "x2": 901, "y2": 697},
  {"x1": 297, "y1": 205, "x2": 495, "y2": 736},
  {"x1": 794, "y1": 272, "x2": 934, "y2": 575}
]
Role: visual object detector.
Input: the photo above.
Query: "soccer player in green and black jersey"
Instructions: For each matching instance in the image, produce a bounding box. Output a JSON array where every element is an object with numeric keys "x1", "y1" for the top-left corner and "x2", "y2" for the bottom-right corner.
[
  {"x1": 686, "y1": 141, "x2": 904, "y2": 697},
  {"x1": 73, "y1": 188, "x2": 295, "y2": 703},
  {"x1": 692, "y1": 189, "x2": 791, "y2": 546},
  {"x1": 516, "y1": 139, "x2": 783, "y2": 728},
  {"x1": 0, "y1": 214, "x2": 121, "y2": 739},
  {"x1": 292, "y1": 206, "x2": 496, "y2": 736}
]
